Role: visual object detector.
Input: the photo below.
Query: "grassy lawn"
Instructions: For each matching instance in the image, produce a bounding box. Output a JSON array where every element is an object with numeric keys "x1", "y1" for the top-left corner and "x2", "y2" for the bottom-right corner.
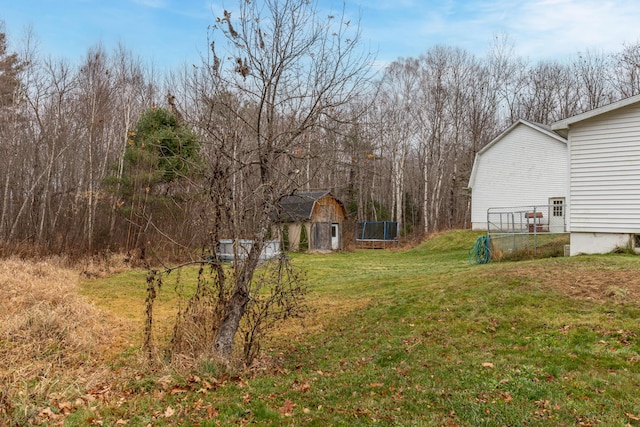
[{"x1": 6, "y1": 230, "x2": 640, "y2": 426}]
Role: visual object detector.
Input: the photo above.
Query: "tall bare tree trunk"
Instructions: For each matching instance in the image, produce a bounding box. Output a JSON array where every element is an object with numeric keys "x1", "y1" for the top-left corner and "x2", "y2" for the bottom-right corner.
[{"x1": 422, "y1": 148, "x2": 429, "y2": 235}]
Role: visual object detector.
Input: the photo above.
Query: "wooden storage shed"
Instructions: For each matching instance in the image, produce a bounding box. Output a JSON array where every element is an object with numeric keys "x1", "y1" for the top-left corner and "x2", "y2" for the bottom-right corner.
[{"x1": 274, "y1": 191, "x2": 347, "y2": 252}]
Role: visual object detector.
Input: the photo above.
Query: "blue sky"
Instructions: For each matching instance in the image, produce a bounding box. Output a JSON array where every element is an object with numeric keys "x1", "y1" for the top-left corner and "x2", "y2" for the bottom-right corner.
[{"x1": 3, "y1": 0, "x2": 640, "y2": 72}]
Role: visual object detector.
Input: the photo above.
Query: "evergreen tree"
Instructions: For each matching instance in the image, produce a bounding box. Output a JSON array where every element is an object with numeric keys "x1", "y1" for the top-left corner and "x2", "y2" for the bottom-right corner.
[
  {"x1": 106, "y1": 105, "x2": 201, "y2": 249},
  {"x1": 0, "y1": 30, "x2": 21, "y2": 109},
  {"x1": 128, "y1": 106, "x2": 201, "y2": 184}
]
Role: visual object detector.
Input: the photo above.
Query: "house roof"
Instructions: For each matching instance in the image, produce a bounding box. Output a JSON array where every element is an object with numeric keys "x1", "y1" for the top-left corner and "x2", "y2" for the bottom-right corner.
[
  {"x1": 551, "y1": 94, "x2": 640, "y2": 133},
  {"x1": 274, "y1": 191, "x2": 345, "y2": 223},
  {"x1": 467, "y1": 119, "x2": 566, "y2": 189}
]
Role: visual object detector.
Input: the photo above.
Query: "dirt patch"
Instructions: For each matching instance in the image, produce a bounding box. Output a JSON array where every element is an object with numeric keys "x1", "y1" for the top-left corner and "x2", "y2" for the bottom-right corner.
[{"x1": 489, "y1": 260, "x2": 640, "y2": 304}]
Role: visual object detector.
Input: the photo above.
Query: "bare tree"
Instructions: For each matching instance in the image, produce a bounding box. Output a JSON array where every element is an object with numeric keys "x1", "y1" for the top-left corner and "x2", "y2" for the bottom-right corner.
[
  {"x1": 517, "y1": 61, "x2": 575, "y2": 123},
  {"x1": 486, "y1": 33, "x2": 529, "y2": 124},
  {"x1": 75, "y1": 45, "x2": 117, "y2": 251},
  {"x1": 612, "y1": 42, "x2": 640, "y2": 98},
  {"x1": 149, "y1": 0, "x2": 375, "y2": 362},
  {"x1": 574, "y1": 49, "x2": 614, "y2": 110},
  {"x1": 106, "y1": 45, "x2": 150, "y2": 246},
  {"x1": 6, "y1": 54, "x2": 79, "y2": 247},
  {"x1": 378, "y1": 58, "x2": 420, "y2": 232}
]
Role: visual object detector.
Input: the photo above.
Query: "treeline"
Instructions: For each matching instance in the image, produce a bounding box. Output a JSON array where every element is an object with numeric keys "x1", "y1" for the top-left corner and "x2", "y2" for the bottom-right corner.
[
  {"x1": 373, "y1": 38, "x2": 640, "y2": 236},
  {"x1": 1, "y1": 22, "x2": 639, "y2": 255}
]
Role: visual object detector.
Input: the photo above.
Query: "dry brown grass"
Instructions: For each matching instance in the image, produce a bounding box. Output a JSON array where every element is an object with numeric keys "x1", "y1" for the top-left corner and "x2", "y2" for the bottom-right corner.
[
  {"x1": 481, "y1": 259, "x2": 640, "y2": 304},
  {"x1": 78, "y1": 248, "x2": 147, "y2": 279},
  {"x1": 0, "y1": 257, "x2": 132, "y2": 424}
]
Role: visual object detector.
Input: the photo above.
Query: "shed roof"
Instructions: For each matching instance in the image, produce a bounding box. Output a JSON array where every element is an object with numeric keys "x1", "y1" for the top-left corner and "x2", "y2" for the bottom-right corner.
[{"x1": 275, "y1": 191, "x2": 345, "y2": 223}]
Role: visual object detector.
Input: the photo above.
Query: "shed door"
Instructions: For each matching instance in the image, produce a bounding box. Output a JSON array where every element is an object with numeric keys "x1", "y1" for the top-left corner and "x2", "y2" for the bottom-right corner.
[
  {"x1": 548, "y1": 197, "x2": 566, "y2": 233},
  {"x1": 331, "y1": 223, "x2": 340, "y2": 250},
  {"x1": 311, "y1": 222, "x2": 332, "y2": 251}
]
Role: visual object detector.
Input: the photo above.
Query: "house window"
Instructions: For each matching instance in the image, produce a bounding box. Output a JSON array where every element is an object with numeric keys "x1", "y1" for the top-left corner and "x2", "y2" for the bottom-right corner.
[
  {"x1": 634, "y1": 234, "x2": 640, "y2": 249},
  {"x1": 552, "y1": 199, "x2": 564, "y2": 217}
]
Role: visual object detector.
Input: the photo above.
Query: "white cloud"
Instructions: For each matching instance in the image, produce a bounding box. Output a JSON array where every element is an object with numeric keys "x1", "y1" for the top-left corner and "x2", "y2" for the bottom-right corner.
[
  {"x1": 366, "y1": 0, "x2": 640, "y2": 62},
  {"x1": 506, "y1": 0, "x2": 640, "y2": 58}
]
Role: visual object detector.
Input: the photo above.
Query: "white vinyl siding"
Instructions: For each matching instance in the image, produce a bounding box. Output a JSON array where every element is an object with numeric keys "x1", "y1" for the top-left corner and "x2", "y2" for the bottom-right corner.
[
  {"x1": 470, "y1": 123, "x2": 568, "y2": 230},
  {"x1": 569, "y1": 103, "x2": 640, "y2": 233}
]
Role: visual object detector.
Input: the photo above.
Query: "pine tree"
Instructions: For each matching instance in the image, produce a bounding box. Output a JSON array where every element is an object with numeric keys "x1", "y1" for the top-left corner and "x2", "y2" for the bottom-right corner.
[{"x1": 0, "y1": 30, "x2": 21, "y2": 109}]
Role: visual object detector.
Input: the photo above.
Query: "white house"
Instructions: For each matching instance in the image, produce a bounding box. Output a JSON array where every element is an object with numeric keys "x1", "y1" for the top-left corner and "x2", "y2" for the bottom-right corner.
[
  {"x1": 468, "y1": 119, "x2": 568, "y2": 231},
  {"x1": 551, "y1": 94, "x2": 640, "y2": 255}
]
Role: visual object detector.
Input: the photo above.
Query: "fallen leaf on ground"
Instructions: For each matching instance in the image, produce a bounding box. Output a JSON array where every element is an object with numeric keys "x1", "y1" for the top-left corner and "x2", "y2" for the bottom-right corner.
[
  {"x1": 58, "y1": 401, "x2": 73, "y2": 413},
  {"x1": 279, "y1": 399, "x2": 296, "y2": 416},
  {"x1": 39, "y1": 407, "x2": 57, "y2": 420}
]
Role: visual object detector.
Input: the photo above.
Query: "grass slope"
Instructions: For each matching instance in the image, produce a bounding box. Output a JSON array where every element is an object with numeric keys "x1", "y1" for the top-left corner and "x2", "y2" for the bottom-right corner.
[{"x1": 4, "y1": 230, "x2": 640, "y2": 426}]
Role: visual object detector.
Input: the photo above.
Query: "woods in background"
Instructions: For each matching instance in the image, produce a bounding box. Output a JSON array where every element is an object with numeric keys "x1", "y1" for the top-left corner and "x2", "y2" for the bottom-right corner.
[{"x1": 1, "y1": 19, "x2": 640, "y2": 255}]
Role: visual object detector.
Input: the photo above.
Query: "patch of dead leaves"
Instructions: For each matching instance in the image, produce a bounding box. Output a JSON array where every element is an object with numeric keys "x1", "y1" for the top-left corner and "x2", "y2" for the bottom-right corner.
[{"x1": 279, "y1": 399, "x2": 296, "y2": 417}]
